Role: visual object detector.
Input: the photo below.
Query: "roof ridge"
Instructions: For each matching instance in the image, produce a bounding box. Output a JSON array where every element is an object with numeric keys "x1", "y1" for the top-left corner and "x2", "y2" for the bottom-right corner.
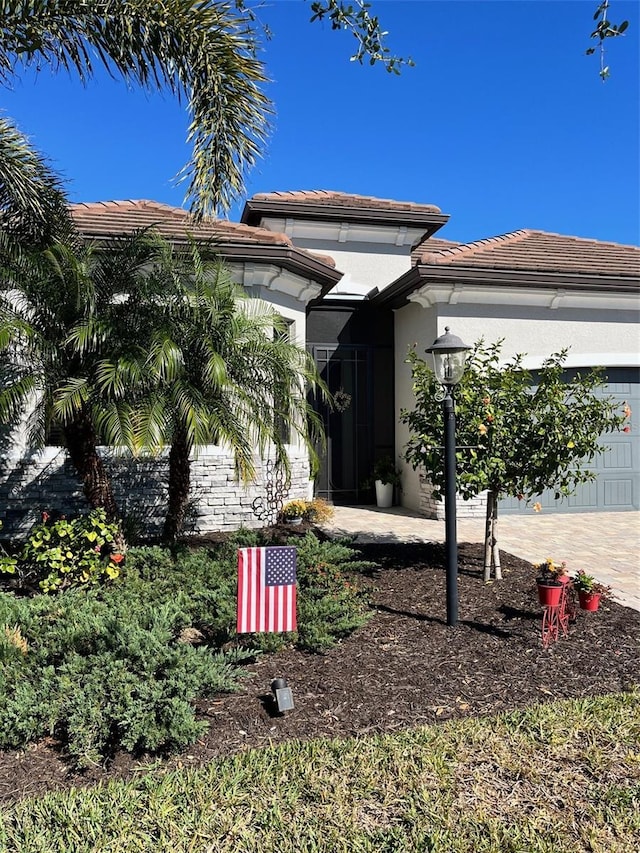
[
  {"x1": 419, "y1": 229, "x2": 532, "y2": 263},
  {"x1": 250, "y1": 189, "x2": 442, "y2": 213},
  {"x1": 525, "y1": 229, "x2": 640, "y2": 250},
  {"x1": 70, "y1": 199, "x2": 191, "y2": 217}
]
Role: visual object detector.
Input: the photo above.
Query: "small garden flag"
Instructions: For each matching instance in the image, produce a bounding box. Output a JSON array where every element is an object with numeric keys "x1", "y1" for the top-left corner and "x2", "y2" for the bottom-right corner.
[{"x1": 237, "y1": 546, "x2": 297, "y2": 634}]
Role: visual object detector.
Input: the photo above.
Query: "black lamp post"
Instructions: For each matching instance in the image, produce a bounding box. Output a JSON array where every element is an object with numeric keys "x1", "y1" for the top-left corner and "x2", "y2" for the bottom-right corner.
[{"x1": 425, "y1": 327, "x2": 471, "y2": 627}]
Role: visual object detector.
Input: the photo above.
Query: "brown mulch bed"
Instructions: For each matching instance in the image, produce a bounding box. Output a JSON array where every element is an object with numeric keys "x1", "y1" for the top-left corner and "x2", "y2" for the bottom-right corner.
[{"x1": 1, "y1": 540, "x2": 638, "y2": 806}]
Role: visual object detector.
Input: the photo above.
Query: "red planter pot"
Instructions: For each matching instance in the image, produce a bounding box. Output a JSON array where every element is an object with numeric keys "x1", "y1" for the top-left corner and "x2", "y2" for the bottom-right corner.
[
  {"x1": 578, "y1": 591, "x2": 601, "y2": 611},
  {"x1": 537, "y1": 583, "x2": 563, "y2": 607}
]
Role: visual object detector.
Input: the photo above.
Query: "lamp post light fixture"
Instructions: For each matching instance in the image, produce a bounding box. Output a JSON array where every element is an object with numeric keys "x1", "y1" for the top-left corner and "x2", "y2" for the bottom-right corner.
[{"x1": 425, "y1": 327, "x2": 471, "y2": 627}]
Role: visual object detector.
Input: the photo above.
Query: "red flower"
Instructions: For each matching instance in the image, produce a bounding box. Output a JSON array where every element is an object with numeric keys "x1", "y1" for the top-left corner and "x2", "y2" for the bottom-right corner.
[
  {"x1": 110, "y1": 553, "x2": 125, "y2": 564},
  {"x1": 41, "y1": 511, "x2": 50, "y2": 522},
  {"x1": 623, "y1": 425, "x2": 631, "y2": 433}
]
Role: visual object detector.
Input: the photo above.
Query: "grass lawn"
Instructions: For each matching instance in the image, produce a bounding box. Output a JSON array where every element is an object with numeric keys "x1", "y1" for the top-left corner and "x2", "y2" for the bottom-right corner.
[{"x1": 0, "y1": 692, "x2": 638, "y2": 852}]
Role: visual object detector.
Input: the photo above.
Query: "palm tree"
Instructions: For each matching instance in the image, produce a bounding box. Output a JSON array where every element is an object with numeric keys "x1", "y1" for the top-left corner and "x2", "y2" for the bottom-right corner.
[
  {"x1": 0, "y1": 1, "x2": 269, "y2": 219},
  {"x1": 2, "y1": 229, "x2": 327, "y2": 536},
  {"x1": 0, "y1": 230, "x2": 166, "y2": 517},
  {"x1": 0, "y1": 238, "x2": 109, "y2": 512},
  {"x1": 64, "y1": 236, "x2": 327, "y2": 541}
]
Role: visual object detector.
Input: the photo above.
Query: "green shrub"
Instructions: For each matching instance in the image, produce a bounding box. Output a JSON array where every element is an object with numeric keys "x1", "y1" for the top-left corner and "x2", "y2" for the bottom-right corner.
[
  {"x1": 0, "y1": 518, "x2": 18, "y2": 575},
  {"x1": 0, "y1": 583, "x2": 246, "y2": 766},
  {"x1": 122, "y1": 545, "x2": 239, "y2": 645},
  {"x1": 241, "y1": 533, "x2": 374, "y2": 654},
  {"x1": 293, "y1": 533, "x2": 374, "y2": 652}
]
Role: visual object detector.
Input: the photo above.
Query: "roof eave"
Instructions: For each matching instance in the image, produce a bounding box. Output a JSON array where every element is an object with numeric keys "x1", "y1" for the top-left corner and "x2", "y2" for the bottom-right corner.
[
  {"x1": 221, "y1": 243, "x2": 343, "y2": 294},
  {"x1": 373, "y1": 264, "x2": 640, "y2": 308},
  {"x1": 241, "y1": 199, "x2": 449, "y2": 236},
  {"x1": 79, "y1": 232, "x2": 343, "y2": 295}
]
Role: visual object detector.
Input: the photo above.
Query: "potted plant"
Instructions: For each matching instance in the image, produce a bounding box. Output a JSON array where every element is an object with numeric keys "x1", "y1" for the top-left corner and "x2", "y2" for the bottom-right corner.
[
  {"x1": 572, "y1": 570, "x2": 613, "y2": 611},
  {"x1": 370, "y1": 457, "x2": 402, "y2": 508},
  {"x1": 534, "y1": 558, "x2": 568, "y2": 607},
  {"x1": 280, "y1": 499, "x2": 308, "y2": 525},
  {"x1": 303, "y1": 498, "x2": 334, "y2": 524}
]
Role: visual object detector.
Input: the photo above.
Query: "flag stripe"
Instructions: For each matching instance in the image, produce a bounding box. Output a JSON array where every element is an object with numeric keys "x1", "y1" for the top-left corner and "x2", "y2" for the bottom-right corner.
[{"x1": 237, "y1": 546, "x2": 296, "y2": 633}]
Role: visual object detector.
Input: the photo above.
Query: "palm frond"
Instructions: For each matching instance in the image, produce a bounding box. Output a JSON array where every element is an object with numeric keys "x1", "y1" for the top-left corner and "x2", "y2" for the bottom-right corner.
[
  {"x1": 0, "y1": 116, "x2": 71, "y2": 245},
  {"x1": 0, "y1": 1, "x2": 271, "y2": 216},
  {"x1": 53, "y1": 377, "x2": 91, "y2": 423}
]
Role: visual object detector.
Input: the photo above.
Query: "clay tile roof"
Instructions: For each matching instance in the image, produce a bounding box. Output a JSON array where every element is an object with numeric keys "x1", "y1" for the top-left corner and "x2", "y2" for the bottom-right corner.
[
  {"x1": 70, "y1": 199, "x2": 295, "y2": 247},
  {"x1": 250, "y1": 190, "x2": 443, "y2": 215},
  {"x1": 417, "y1": 229, "x2": 640, "y2": 278},
  {"x1": 411, "y1": 236, "x2": 461, "y2": 265},
  {"x1": 68, "y1": 199, "x2": 338, "y2": 270}
]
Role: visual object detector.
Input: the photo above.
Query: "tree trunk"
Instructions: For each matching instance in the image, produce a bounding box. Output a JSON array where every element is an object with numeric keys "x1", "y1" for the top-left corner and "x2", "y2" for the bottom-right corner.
[
  {"x1": 492, "y1": 497, "x2": 502, "y2": 580},
  {"x1": 483, "y1": 490, "x2": 502, "y2": 581},
  {"x1": 63, "y1": 409, "x2": 118, "y2": 520},
  {"x1": 163, "y1": 427, "x2": 191, "y2": 543}
]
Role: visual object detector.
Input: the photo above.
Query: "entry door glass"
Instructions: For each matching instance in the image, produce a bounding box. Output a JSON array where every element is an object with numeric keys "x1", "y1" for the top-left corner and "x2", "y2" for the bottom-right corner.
[{"x1": 312, "y1": 346, "x2": 370, "y2": 503}]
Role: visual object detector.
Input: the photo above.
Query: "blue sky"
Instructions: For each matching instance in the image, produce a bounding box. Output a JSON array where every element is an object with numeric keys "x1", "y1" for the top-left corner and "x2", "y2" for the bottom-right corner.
[{"x1": 3, "y1": 1, "x2": 639, "y2": 245}]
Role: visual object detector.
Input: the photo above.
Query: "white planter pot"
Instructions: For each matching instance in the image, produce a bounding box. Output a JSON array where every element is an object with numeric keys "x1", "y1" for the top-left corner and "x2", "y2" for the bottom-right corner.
[{"x1": 375, "y1": 480, "x2": 394, "y2": 508}]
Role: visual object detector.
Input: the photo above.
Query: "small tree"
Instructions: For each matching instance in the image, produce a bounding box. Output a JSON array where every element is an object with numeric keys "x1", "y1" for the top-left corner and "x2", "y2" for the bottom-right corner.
[{"x1": 401, "y1": 340, "x2": 629, "y2": 581}]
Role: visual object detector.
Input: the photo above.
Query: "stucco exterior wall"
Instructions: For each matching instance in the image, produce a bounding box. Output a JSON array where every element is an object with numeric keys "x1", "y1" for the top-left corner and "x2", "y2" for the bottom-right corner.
[
  {"x1": 434, "y1": 304, "x2": 639, "y2": 367},
  {"x1": 299, "y1": 243, "x2": 411, "y2": 295},
  {"x1": 394, "y1": 296, "x2": 639, "y2": 516},
  {"x1": 393, "y1": 301, "x2": 438, "y2": 511}
]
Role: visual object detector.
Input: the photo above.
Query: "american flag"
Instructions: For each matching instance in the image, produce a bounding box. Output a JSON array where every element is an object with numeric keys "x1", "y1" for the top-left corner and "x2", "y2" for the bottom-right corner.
[{"x1": 237, "y1": 546, "x2": 297, "y2": 634}]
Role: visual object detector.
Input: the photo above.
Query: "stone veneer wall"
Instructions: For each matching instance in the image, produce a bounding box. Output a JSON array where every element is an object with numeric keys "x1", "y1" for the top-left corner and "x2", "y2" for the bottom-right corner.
[
  {"x1": 418, "y1": 470, "x2": 487, "y2": 520},
  {"x1": 0, "y1": 446, "x2": 311, "y2": 539}
]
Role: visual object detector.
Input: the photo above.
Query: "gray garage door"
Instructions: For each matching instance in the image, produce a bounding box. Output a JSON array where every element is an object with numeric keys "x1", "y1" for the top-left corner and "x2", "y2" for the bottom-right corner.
[{"x1": 500, "y1": 367, "x2": 639, "y2": 514}]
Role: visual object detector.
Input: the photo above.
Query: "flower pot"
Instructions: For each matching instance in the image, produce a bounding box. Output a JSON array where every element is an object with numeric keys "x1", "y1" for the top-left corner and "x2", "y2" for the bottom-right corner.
[
  {"x1": 375, "y1": 480, "x2": 394, "y2": 508},
  {"x1": 578, "y1": 591, "x2": 601, "y2": 611},
  {"x1": 286, "y1": 517, "x2": 303, "y2": 526},
  {"x1": 537, "y1": 582, "x2": 563, "y2": 607}
]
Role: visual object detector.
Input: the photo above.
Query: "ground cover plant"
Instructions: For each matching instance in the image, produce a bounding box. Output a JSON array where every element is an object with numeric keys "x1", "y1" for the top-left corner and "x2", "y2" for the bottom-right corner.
[
  {"x1": 0, "y1": 530, "x2": 372, "y2": 769},
  {"x1": 0, "y1": 536, "x2": 638, "y2": 813}
]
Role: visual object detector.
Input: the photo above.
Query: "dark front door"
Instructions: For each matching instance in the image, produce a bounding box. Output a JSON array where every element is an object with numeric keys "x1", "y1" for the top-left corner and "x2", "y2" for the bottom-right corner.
[
  {"x1": 307, "y1": 302, "x2": 395, "y2": 505},
  {"x1": 312, "y1": 346, "x2": 370, "y2": 503},
  {"x1": 311, "y1": 344, "x2": 394, "y2": 504}
]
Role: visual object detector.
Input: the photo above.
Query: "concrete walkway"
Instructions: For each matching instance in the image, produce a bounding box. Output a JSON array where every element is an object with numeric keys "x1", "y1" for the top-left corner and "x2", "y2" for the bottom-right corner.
[{"x1": 319, "y1": 506, "x2": 640, "y2": 611}]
